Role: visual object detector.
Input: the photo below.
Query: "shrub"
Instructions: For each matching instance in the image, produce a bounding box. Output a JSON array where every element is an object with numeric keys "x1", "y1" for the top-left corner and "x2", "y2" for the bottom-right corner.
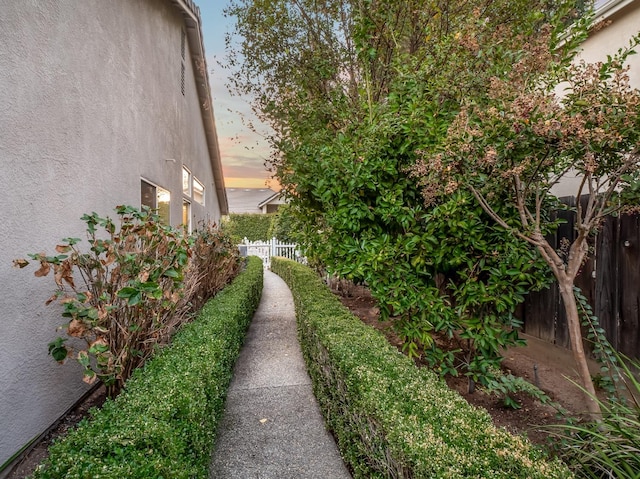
[
  {"x1": 266, "y1": 203, "x2": 297, "y2": 243},
  {"x1": 29, "y1": 256, "x2": 263, "y2": 479},
  {"x1": 271, "y1": 257, "x2": 572, "y2": 478},
  {"x1": 222, "y1": 213, "x2": 273, "y2": 243},
  {"x1": 15, "y1": 207, "x2": 240, "y2": 397},
  {"x1": 181, "y1": 221, "x2": 241, "y2": 313},
  {"x1": 548, "y1": 354, "x2": 640, "y2": 479}
]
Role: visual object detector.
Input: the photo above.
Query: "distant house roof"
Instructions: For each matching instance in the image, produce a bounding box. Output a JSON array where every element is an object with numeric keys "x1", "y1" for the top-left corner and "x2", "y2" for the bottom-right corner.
[
  {"x1": 258, "y1": 190, "x2": 284, "y2": 208},
  {"x1": 226, "y1": 188, "x2": 279, "y2": 213}
]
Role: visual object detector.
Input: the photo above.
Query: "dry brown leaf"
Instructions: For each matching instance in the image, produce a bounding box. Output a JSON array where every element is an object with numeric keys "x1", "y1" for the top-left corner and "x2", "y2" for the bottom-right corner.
[
  {"x1": 13, "y1": 258, "x2": 29, "y2": 269},
  {"x1": 90, "y1": 337, "x2": 109, "y2": 349},
  {"x1": 55, "y1": 244, "x2": 71, "y2": 253},
  {"x1": 34, "y1": 261, "x2": 50, "y2": 277},
  {"x1": 45, "y1": 294, "x2": 58, "y2": 305},
  {"x1": 67, "y1": 319, "x2": 86, "y2": 337}
]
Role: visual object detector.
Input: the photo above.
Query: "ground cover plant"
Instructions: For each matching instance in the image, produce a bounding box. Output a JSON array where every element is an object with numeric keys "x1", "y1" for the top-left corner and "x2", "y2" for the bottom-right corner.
[
  {"x1": 546, "y1": 353, "x2": 640, "y2": 478},
  {"x1": 272, "y1": 257, "x2": 572, "y2": 478},
  {"x1": 15, "y1": 206, "x2": 240, "y2": 397},
  {"x1": 28, "y1": 256, "x2": 263, "y2": 479}
]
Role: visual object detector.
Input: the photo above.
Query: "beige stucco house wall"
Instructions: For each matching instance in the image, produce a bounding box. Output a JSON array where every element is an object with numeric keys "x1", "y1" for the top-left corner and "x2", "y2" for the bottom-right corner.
[
  {"x1": 0, "y1": 0, "x2": 226, "y2": 468},
  {"x1": 552, "y1": 0, "x2": 640, "y2": 196}
]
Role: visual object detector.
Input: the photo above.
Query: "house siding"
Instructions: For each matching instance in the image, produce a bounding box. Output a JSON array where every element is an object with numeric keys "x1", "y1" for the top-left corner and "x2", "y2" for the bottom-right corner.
[
  {"x1": 585, "y1": 0, "x2": 640, "y2": 89},
  {"x1": 0, "y1": 0, "x2": 223, "y2": 466},
  {"x1": 551, "y1": 0, "x2": 640, "y2": 197}
]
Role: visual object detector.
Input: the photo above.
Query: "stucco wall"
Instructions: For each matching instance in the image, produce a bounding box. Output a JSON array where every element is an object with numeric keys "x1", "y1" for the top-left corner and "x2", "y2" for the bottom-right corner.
[
  {"x1": 582, "y1": 0, "x2": 640, "y2": 91},
  {"x1": 551, "y1": 0, "x2": 640, "y2": 197},
  {"x1": 0, "y1": 0, "x2": 222, "y2": 466}
]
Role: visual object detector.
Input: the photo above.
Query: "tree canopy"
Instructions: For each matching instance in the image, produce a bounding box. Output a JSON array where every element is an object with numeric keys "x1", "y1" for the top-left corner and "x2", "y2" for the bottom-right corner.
[{"x1": 223, "y1": 0, "x2": 631, "y2": 403}]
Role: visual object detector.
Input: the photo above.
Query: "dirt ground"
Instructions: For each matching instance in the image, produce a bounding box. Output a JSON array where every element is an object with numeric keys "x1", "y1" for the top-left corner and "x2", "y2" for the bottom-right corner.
[
  {"x1": 5, "y1": 386, "x2": 107, "y2": 479},
  {"x1": 336, "y1": 290, "x2": 603, "y2": 447},
  {"x1": 6, "y1": 287, "x2": 601, "y2": 478}
]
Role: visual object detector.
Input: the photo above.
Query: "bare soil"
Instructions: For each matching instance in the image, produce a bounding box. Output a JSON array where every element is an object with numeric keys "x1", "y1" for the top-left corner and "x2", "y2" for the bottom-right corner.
[
  {"x1": 334, "y1": 288, "x2": 602, "y2": 447},
  {"x1": 5, "y1": 386, "x2": 107, "y2": 479}
]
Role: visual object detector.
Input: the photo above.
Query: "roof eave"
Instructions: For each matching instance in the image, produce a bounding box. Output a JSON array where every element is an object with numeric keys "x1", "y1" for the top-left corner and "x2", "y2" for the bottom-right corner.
[
  {"x1": 257, "y1": 191, "x2": 282, "y2": 208},
  {"x1": 595, "y1": 0, "x2": 636, "y2": 21},
  {"x1": 172, "y1": 0, "x2": 229, "y2": 216}
]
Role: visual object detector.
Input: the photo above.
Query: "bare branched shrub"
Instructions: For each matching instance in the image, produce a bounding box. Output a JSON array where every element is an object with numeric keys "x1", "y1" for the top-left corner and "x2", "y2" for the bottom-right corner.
[{"x1": 15, "y1": 206, "x2": 240, "y2": 397}]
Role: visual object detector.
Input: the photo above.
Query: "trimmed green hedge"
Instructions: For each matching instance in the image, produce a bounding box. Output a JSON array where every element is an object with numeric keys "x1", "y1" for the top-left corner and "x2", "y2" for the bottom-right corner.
[
  {"x1": 271, "y1": 257, "x2": 572, "y2": 479},
  {"x1": 30, "y1": 256, "x2": 264, "y2": 479},
  {"x1": 222, "y1": 213, "x2": 273, "y2": 243}
]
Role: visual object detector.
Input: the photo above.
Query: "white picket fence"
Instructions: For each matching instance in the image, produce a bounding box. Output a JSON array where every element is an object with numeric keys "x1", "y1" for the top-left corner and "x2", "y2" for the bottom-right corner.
[{"x1": 238, "y1": 237, "x2": 304, "y2": 269}]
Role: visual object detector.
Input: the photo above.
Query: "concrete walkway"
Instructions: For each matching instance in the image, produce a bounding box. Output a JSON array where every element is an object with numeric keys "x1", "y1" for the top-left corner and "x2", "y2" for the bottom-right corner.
[{"x1": 209, "y1": 271, "x2": 352, "y2": 479}]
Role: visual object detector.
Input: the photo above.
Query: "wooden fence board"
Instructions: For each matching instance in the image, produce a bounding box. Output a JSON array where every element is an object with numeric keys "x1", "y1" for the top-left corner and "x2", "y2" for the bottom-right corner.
[
  {"x1": 595, "y1": 215, "x2": 618, "y2": 349},
  {"x1": 521, "y1": 198, "x2": 640, "y2": 359},
  {"x1": 618, "y1": 214, "x2": 640, "y2": 357}
]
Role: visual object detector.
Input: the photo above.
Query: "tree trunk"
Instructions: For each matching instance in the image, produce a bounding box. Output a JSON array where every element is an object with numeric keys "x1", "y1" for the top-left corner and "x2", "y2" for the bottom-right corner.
[{"x1": 557, "y1": 279, "x2": 602, "y2": 418}]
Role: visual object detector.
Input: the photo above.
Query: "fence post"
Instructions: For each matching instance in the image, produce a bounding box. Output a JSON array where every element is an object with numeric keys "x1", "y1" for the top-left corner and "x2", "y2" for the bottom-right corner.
[{"x1": 271, "y1": 237, "x2": 277, "y2": 258}]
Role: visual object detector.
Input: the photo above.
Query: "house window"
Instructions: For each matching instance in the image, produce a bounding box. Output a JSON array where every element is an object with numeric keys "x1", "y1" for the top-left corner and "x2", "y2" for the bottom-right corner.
[
  {"x1": 141, "y1": 179, "x2": 170, "y2": 224},
  {"x1": 182, "y1": 199, "x2": 191, "y2": 232},
  {"x1": 182, "y1": 166, "x2": 191, "y2": 196},
  {"x1": 193, "y1": 177, "x2": 205, "y2": 205}
]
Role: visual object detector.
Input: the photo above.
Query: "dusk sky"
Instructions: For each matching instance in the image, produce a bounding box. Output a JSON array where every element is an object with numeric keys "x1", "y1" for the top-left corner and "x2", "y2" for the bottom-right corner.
[{"x1": 198, "y1": 2, "x2": 277, "y2": 189}]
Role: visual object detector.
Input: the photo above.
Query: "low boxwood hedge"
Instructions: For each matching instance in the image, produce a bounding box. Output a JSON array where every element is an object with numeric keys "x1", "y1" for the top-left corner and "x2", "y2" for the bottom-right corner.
[
  {"x1": 30, "y1": 256, "x2": 264, "y2": 479},
  {"x1": 271, "y1": 257, "x2": 572, "y2": 479}
]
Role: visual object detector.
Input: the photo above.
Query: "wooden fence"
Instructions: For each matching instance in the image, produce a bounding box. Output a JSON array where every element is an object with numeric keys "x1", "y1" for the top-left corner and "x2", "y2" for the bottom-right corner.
[{"x1": 521, "y1": 196, "x2": 640, "y2": 359}]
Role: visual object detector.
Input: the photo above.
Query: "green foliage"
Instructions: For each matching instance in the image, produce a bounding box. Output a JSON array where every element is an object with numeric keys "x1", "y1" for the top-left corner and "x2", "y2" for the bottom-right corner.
[
  {"x1": 410, "y1": 7, "x2": 640, "y2": 415},
  {"x1": 480, "y1": 367, "x2": 551, "y2": 410},
  {"x1": 266, "y1": 203, "x2": 298, "y2": 243},
  {"x1": 548, "y1": 353, "x2": 640, "y2": 479},
  {"x1": 226, "y1": 0, "x2": 571, "y2": 394},
  {"x1": 29, "y1": 257, "x2": 263, "y2": 479},
  {"x1": 16, "y1": 206, "x2": 240, "y2": 397},
  {"x1": 222, "y1": 213, "x2": 274, "y2": 243},
  {"x1": 272, "y1": 258, "x2": 572, "y2": 478}
]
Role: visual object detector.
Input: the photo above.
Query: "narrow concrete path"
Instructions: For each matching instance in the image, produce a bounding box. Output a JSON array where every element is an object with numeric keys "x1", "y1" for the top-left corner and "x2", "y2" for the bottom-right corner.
[{"x1": 209, "y1": 271, "x2": 352, "y2": 479}]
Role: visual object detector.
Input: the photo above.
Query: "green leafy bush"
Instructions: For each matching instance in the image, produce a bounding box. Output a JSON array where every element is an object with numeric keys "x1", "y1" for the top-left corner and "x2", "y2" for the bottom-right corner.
[
  {"x1": 16, "y1": 207, "x2": 240, "y2": 397},
  {"x1": 222, "y1": 213, "x2": 273, "y2": 243},
  {"x1": 272, "y1": 257, "x2": 572, "y2": 478},
  {"x1": 29, "y1": 256, "x2": 263, "y2": 479},
  {"x1": 266, "y1": 203, "x2": 298, "y2": 243}
]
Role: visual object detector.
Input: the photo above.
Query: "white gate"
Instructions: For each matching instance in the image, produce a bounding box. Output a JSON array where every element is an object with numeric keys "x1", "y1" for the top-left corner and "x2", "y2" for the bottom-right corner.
[{"x1": 238, "y1": 237, "x2": 303, "y2": 269}]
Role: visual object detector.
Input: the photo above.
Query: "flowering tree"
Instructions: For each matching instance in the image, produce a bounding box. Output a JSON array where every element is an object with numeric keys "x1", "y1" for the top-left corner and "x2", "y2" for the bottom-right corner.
[{"x1": 411, "y1": 26, "x2": 640, "y2": 416}]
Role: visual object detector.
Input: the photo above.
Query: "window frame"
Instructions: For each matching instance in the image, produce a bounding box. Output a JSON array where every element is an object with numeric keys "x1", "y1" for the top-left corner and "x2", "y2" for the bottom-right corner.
[
  {"x1": 140, "y1": 178, "x2": 171, "y2": 224},
  {"x1": 193, "y1": 176, "x2": 205, "y2": 206}
]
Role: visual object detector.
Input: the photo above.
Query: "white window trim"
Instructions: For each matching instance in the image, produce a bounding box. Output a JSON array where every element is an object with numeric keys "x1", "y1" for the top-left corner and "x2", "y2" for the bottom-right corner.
[
  {"x1": 182, "y1": 166, "x2": 192, "y2": 197},
  {"x1": 595, "y1": 0, "x2": 634, "y2": 20},
  {"x1": 193, "y1": 176, "x2": 205, "y2": 206},
  {"x1": 140, "y1": 177, "x2": 171, "y2": 224}
]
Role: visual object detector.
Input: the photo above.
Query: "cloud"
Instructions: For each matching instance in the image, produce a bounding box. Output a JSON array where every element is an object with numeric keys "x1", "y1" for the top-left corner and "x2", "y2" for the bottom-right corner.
[{"x1": 200, "y1": 4, "x2": 273, "y2": 187}]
